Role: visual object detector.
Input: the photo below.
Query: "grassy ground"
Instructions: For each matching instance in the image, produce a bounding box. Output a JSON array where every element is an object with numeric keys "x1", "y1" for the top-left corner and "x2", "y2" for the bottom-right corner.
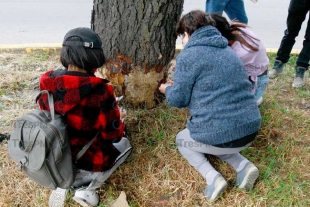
[{"x1": 0, "y1": 51, "x2": 309, "y2": 207}]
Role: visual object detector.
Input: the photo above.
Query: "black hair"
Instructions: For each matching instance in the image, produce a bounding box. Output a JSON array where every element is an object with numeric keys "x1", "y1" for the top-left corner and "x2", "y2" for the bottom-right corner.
[
  {"x1": 176, "y1": 10, "x2": 216, "y2": 36},
  {"x1": 211, "y1": 14, "x2": 259, "y2": 51},
  {"x1": 60, "y1": 36, "x2": 106, "y2": 72}
]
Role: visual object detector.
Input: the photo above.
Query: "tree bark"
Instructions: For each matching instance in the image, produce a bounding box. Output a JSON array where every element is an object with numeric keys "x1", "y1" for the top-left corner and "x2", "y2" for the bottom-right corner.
[{"x1": 91, "y1": 0, "x2": 184, "y2": 108}]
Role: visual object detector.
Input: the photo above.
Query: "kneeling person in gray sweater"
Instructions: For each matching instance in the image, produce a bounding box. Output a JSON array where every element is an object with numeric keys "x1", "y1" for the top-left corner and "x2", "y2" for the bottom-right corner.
[{"x1": 159, "y1": 10, "x2": 261, "y2": 202}]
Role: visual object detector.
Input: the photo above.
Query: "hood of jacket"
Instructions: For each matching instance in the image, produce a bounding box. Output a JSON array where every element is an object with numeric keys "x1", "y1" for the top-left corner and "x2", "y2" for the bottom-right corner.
[{"x1": 184, "y1": 25, "x2": 228, "y2": 50}]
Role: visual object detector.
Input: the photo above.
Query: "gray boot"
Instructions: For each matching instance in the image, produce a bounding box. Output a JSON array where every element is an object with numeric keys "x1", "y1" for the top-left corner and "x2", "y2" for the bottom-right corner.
[
  {"x1": 269, "y1": 60, "x2": 286, "y2": 79},
  {"x1": 292, "y1": 66, "x2": 307, "y2": 88}
]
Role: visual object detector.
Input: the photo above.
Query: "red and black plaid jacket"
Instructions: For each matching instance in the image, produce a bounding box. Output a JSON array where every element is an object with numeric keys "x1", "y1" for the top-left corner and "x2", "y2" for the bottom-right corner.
[{"x1": 38, "y1": 69, "x2": 124, "y2": 172}]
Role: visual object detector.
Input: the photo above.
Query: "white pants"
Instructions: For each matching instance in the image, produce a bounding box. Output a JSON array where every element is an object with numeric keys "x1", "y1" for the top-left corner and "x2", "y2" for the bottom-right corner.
[
  {"x1": 176, "y1": 129, "x2": 251, "y2": 179},
  {"x1": 176, "y1": 128, "x2": 250, "y2": 155}
]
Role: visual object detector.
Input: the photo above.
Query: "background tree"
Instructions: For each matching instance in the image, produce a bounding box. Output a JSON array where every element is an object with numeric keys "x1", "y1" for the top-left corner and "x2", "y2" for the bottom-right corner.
[{"x1": 91, "y1": 0, "x2": 184, "y2": 108}]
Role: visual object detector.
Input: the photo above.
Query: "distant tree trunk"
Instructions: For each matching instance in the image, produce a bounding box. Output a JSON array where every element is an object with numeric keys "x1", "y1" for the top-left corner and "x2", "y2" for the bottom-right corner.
[{"x1": 91, "y1": 0, "x2": 184, "y2": 108}]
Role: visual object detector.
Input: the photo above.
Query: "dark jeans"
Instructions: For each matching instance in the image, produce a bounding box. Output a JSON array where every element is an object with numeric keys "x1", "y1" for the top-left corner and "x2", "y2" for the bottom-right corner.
[{"x1": 276, "y1": 0, "x2": 310, "y2": 68}]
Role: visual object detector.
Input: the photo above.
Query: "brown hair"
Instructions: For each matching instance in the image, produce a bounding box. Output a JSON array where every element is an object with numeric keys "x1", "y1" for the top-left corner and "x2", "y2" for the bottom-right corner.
[
  {"x1": 211, "y1": 14, "x2": 259, "y2": 51},
  {"x1": 176, "y1": 10, "x2": 216, "y2": 36}
]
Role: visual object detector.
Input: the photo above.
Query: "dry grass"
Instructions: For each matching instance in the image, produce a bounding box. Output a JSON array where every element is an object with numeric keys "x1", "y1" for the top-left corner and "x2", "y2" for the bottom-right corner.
[{"x1": 0, "y1": 52, "x2": 309, "y2": 207}]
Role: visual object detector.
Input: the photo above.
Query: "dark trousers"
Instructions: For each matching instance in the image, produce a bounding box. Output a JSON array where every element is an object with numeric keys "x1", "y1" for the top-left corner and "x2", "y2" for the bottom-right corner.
[{"x1": 276, "y1": 0, "x2": 310, "y2": 68}]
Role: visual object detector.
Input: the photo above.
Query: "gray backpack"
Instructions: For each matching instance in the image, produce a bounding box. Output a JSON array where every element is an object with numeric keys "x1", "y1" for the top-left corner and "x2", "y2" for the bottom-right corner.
[{"x1": 8, "y1": 90, "x2": 96, "y2": 190}]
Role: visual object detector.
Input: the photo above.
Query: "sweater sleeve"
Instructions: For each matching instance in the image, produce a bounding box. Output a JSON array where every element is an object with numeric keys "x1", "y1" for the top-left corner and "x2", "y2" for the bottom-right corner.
[
  {"x1": 165, "y1": 55, "x2": 197, "y2": 108},
  {"x1": 99, "y1": 84, "x2": 125, "y2": 141}
]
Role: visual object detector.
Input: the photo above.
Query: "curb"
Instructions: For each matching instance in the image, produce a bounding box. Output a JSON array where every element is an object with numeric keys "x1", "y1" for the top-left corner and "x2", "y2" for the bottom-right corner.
[
  {"x1": 0, "y1": 43, "x2": 302, "y2": 55},
  {"x1": 0, "y1": 43, "x2": 62, "y2": 54},
  {"x1": 265, "y1": 48, "x2": 301, "y2": 54}
]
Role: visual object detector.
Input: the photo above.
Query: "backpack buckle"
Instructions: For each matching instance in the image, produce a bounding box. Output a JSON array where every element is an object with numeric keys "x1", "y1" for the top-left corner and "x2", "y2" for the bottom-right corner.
[{"x1": 18, "y1": 157, "x2": 28, "y2": 171}]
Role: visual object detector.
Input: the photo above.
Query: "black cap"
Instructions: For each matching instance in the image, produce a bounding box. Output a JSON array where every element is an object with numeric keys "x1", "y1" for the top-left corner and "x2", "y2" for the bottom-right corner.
[{"x1": 62, "y1": 27, "x2": 102, "y2": 49}]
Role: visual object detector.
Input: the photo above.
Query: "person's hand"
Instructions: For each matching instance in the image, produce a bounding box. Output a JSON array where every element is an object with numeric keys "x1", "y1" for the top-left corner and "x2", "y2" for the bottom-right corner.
[
  {"x1": 119, "y1": 107, "x2": 127, "y2": 120},
  {"x1": 168, "y1": 80, "x2": 174, "y2": 86},
  {"x1": 159, "y1": 83, "x2": 171, "y2": 94}
]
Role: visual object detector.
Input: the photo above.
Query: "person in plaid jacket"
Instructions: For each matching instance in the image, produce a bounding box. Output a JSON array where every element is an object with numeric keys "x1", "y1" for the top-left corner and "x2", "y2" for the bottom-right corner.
[{"x1": 40, "y1": 28, "x2": 132, "y2": 207}]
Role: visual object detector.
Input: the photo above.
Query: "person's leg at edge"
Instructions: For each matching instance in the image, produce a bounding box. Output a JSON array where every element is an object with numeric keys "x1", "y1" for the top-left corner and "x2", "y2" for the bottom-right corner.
[
  {"x1": 72, "y1": 138, "x2": 132, "y2": 207},
  {"x1": 277, "y1": 0, "x2": 308, "y2": 62},
  {"x1": 297, "y1": 13, "x2": 310, "y2": 69},
  {"x1": 271, "y1": 0, "x2": 308, "y2": 78},
  {"x1": 224, "y1": 0, "x2": 248, "y2": 24},
  {"x1": 293, "y1": 10, "x2": 310, "y2": 87},
  {"x1": 205, "y1": 0, "x2": 228, "y2": 15}
]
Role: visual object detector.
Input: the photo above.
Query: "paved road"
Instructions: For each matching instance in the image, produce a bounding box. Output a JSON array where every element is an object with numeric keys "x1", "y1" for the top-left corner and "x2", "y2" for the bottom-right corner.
[
  {"x1": 0, "y1": 0, "x2": 308, "y2": 49},
  {"x1": 0, "y1": 0, "x2": 92, "y2": 44}
]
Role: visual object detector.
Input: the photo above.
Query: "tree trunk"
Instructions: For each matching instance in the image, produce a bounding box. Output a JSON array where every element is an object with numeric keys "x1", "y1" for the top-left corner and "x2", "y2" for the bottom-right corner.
[{"x1": 91, "y1": 0, "x2": 184, "y2": 108}]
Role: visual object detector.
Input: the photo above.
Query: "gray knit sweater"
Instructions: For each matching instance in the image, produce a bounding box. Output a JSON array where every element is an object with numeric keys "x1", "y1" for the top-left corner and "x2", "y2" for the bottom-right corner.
[{"x1": 165, "y1": 25, "x2": 261, "y2": 146}]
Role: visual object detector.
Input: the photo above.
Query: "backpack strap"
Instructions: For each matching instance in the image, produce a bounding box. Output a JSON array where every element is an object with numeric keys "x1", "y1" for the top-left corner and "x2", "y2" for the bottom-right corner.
[
  {"x1": 35, "y1": 90, "x2": 55, "y2": 120},
  {"x1": 36, "y1": 91, "x2": 99, "y2": 163},
  {"x1": 74, "y1": 132, "x2": 99, "y2": 163}
]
